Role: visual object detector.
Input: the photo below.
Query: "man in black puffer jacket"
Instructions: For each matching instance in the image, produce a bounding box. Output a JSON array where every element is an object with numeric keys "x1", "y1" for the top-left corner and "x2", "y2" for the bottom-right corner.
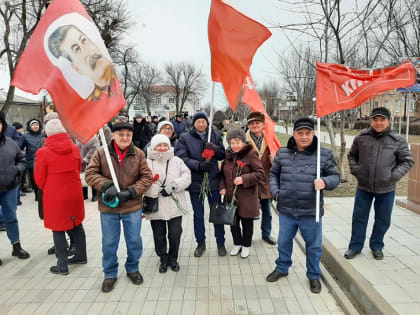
[
  {"x1": 266, "y1": 117, "x2": 339, "y2": 294},
  {"x1": 344, "y1": 107, "x2": 414, "y2": 261},
  {"x1": 175, "y1": 112, "x2": 226, "y2": 257},
  {"x1": 0, "y1": 111, "x2": 30, "y2": 261}
]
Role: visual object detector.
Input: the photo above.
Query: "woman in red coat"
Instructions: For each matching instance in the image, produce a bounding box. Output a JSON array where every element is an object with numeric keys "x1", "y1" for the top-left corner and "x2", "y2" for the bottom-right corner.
[{"x1": 34, "y1": 119, "x2": 86, "y2": 275}]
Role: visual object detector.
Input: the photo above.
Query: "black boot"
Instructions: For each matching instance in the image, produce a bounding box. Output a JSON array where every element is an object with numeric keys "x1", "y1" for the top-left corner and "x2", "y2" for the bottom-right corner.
[
  {"x1": 12, "y1": 242, "x2": 30, "y2": 259},
  {"x1": 82, "y1": 187, "x2": 88, "y2": 200}
]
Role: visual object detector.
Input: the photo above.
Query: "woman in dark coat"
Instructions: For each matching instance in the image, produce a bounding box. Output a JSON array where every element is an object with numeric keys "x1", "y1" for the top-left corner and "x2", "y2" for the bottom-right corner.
[
  {"x1": 35, "y1": 119, "x2": 86, "y2": 275},
  {"x1": 220, "y1": 128, "x2": 264, "y2": 259}
]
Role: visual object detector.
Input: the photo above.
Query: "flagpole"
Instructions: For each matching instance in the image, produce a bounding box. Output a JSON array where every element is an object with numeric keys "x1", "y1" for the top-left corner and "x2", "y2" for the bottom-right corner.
[
  {"x1": 207, "y1": 82, "x2": 216, "y2": 142},
  {"x1": 99, "y1": 127, "x2": 121, "y2": 192},
  {"x1": 316, "y1": 117, "x2": 321, "y2": 223},
  {"x1": 406, "y1": 94, "x2": 411, "y2": 143}
]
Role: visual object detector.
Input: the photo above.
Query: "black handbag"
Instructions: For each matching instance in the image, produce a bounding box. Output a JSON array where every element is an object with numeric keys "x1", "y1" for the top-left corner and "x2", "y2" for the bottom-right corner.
[
  {"x1": 142, "y1": 196, "x2": 159, "y2": 214},
  {"x1": 209, "y1": 197, "x2": 237, "y2": 226}
]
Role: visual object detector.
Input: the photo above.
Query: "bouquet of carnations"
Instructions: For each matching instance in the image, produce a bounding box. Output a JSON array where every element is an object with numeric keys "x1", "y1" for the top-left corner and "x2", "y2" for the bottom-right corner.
[{"x1": 199, "y1": 148, "x2": 215, "y2": 202}]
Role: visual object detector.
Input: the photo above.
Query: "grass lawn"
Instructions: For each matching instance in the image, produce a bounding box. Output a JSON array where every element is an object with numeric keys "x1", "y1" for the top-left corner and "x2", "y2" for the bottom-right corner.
[{"x1": 276, "y1": 132, "x2": 409, "y2": 198}]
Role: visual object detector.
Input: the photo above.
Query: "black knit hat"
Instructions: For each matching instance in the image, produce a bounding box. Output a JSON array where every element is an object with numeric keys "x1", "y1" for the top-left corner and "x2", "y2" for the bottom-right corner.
[
  {"x1": 226, "y1": 128, "x2": 246, "y2": 144},
  {"x1": 370, "y1": 107, "x2": 391, "y2": 119},
  {"x1": 192, "y1": 112, "x2": 209, "y2": 125},
  {"x1": 293, "y1": 117, "x2": 314, "y2": 131},
  {"x1": 247, "y1": 111, "x2": 265, "y2": 124},
  {"x1": 112, "y1": 122, "x2": 133, "y2": 132},
  {"x1": 12, "y1": 122, "x2": 23, "y2": 130}
]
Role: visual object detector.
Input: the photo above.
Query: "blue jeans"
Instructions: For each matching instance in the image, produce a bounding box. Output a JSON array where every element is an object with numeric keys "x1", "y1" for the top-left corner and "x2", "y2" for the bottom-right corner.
[
  {"x1": 275, "y1": 213, "x2": 322, "y2": 279},
  {"x1": 189, "y1": 190, "x2": 225, "y2": 246},
  {"x1": 0, "y1": 206, "x2": 4, "y2": 225},
  {"x1": 349, "y1": 189, "x2": 395, "y2": 252},
  {"x1": 0, "y1": 187, "x2": 20, "y2": 243},
  {"x1": 260, "y1": 199, "x2": 272, "y2": 237},
  {"x1": 100, "y1": 209, "x2": 143, "y2": 279}
]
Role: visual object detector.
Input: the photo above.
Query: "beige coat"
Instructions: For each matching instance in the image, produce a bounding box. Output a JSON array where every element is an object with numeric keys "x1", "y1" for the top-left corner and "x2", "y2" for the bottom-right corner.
[{"x1": 144, "y1": 148, "x2": 191, "y2": 221}]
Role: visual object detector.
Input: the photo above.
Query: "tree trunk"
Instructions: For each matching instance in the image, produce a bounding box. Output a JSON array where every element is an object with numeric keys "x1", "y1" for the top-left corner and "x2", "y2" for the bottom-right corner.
[
  {"x1": 338, "y1": 112, "x2": 347, "y2": 183},
  {"x1": 324, "y1": 115, "x2": 336, "y2": 154},
  {"x1": 1, "y1": 85, "x2": 16, "y2": 114}
]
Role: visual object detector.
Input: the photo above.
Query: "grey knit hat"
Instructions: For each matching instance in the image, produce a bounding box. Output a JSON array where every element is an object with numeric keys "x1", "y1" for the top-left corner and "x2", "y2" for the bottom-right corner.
[
  {"x1": 45, "y1": 119, "x2": 66, "y2": 137},
  {"x1": 43, "y1": 112, "x2": 59, "y2": 124},
  {"x1": 157, "y1": 121, "x2": 174, "y2": 132},
  {"x1": 226, "y1": 128, "x2": 246, "y2": 144}
]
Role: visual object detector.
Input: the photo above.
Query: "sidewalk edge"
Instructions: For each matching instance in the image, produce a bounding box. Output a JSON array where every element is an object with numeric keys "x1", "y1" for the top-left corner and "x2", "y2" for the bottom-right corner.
[{"x1": 295, "y1": 233, "x2": 359, "y2": 315}]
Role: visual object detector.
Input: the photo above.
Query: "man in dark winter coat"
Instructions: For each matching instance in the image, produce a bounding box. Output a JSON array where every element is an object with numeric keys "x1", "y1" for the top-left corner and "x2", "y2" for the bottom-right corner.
[
  {"x1": 344, "y1": 107, "x2": 414, "y2": 261},
  {"x1": 266, "y1": 117, "x2": 339, "y2": 294},
  {"x1": 0, "y1": 111, "x2": 30, "y2": 261},
  {"x1": 132, "y1": 114, "x2": 152, "y2": 150},
  {"x1": 175, "y1": 112, "x2": 226, "y2": 257},
  {"x1": 173, "y1": 113, "x2": 187, "y2": 138},
  {"x1": 212, "y1": 111, "x2": 227, "y2": 139},
  {"x1": 246, "y1": 111, "x2": 277, "y2": 245},
  {"x1": 21, "y1": 118, "x2": 45, "y2": 200}
]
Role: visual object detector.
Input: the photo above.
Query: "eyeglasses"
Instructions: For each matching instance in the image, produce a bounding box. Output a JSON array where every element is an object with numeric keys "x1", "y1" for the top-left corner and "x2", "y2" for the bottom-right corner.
[
  {"x1": 161, "y1": 127, "x2": 173, "y2": 131},
  {"x1": 115, "y1": 132, "x2": 132, "y2": 138}
]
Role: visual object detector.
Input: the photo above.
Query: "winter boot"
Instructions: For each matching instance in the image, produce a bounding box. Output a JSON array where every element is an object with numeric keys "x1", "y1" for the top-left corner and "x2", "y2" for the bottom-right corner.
[{"x1": 12, "y1": 242, "x2": 30, "y2": 259}]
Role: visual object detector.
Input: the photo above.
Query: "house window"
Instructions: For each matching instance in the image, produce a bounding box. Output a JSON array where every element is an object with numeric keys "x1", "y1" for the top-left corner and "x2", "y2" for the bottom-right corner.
[
  {"x1": 169, "y1": 97, "x2": 175, "y2": 104},
  {"x1": 155, "y1": 97, "x2": 161, "y2": 104}
]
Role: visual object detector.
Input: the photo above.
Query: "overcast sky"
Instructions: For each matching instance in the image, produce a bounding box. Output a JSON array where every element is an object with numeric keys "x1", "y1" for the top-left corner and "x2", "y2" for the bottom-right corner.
[
  {"x1": 127, "y1": 0, "x2": 290, "y2": 107},
  {"x1": 1, "y1": 0, "x2": 295, "y2": 105}
]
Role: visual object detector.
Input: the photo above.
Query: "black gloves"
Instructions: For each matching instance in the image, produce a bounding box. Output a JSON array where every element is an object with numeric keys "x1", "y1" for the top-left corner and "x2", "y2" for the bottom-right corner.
[
  {"x1": 117, "y1": 190, "x2": 133, "y2": 203},
  {"x1": 103, "y1": 185, "x2": 118, "y2": 203},
  {"x1": 199, "y1": 160, "x2": 212, "y2": 172}
]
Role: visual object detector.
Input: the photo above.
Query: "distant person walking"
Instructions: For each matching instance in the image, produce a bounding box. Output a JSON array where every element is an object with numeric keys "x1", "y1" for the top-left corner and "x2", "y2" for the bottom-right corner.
[{"x1": 344, "y1": 107, "x2": 414, "y2": 261}]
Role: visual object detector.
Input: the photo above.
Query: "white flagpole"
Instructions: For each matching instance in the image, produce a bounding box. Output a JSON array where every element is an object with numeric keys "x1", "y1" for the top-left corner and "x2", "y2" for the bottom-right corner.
[
  {"x1": 316, "y1": 117, "x2": 321, "y2": 223},
  {"x1": 99, "y1": 127, "x2": 120, "y2": 192},
  {"x1": 207, "y1": 82, "x2": 216, "y2": 142},
  {"x1": 406, "y1": 94, "x2": 411, "y2": 143}
]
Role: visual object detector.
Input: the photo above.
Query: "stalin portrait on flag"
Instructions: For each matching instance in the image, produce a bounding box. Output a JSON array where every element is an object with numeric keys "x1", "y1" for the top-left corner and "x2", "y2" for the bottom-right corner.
[
  {"x1": 45, "y1": 13, "x2": 120, "y2": 102},
  {"x1": 12, "y1": 0, "x2": 125, "y2": 144}
]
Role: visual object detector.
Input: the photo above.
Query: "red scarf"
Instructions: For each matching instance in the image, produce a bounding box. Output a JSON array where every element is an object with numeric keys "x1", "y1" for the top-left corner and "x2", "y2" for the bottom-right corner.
[{"x1": 113, "y1": 141, "x2": 128, "y2": 166}]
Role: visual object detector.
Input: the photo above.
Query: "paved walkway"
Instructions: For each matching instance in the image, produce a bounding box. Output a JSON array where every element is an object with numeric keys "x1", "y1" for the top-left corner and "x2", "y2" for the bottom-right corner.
[
  {"x1": 0, "y1": 194, "x2": 344, "y2": 315},
  {"x1": 324, "y1": 197, "x2": 420, "y2": 315},
  {"x1": 274, "y1": 126, "x2": 354, "y2": 149}
]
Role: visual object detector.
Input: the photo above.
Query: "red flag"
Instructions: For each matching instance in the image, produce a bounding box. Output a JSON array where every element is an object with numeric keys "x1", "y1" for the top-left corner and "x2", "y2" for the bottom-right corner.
[
  {"x1": 243, "y1": 75, "x2": 281, "y2": 154},
  {"x1": 316, "y1": 61, "x2": 416, "y2": 117},
  {"x1": 11, "y1": 0, "x2": 125, "y2": 144},
  {"x1": 208, "y1": 0, "x2": 271, "y2": 110}
]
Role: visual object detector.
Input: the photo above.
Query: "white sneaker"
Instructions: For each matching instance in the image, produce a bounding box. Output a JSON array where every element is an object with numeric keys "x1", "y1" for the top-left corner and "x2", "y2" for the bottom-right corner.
[
  {"x1": 230, "y1": 245, "x2": 242, "y2": 256},
  {"x1": 241, "y1": 246, "x2": 250, "y2": 258}
]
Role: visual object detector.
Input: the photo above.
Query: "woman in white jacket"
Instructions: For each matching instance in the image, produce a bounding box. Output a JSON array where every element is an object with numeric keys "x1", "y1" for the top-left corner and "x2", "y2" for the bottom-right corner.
[{"x1": 144, "y1": 134, "x2": 191, "y2": 273}]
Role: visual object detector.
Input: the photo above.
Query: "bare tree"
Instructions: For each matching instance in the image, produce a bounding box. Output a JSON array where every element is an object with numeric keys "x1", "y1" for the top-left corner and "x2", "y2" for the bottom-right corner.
[
  {"x1": 0, "y1": 0, "x2": 131, "y2": 113},
  {"x1": 165, "y1": 62, "x2": 206, "y2": 114},
  {"x1": 257, "y1": 80, "x2": 281, "y2": 118}
]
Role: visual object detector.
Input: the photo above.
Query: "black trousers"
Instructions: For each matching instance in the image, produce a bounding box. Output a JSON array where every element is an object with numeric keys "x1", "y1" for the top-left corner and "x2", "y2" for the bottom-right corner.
[
  {"x1": 53, "y1": 224, "x2": 86, "y2": 271},
  {"x1": 27, "y1": 168, "x2": 38, "y2": 200},
  {"x1": 150, "y1": 216, "x2": 182, "y2": 265},
  {"x1": 231, "y1": 215, "x2": 254, "y2": 247}
]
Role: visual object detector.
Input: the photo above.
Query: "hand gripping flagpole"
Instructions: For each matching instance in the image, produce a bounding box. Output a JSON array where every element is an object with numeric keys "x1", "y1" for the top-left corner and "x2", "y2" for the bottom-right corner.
[
  {"x1": 99, "y1": 127, "x2": 121, "y2": 193},
  {"x1": 316, "y1": 117, "x2": 321, "y2": 223},
  {"x1": 207, "y1": 82, "x2": 216, "y2": 142}
]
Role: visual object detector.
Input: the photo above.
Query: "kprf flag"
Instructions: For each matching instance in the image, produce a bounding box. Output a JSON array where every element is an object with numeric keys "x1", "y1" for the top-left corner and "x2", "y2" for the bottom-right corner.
[
  {"x1": 11, "y1": 0, "x2": 125, "y2": 144},
  {"x1": 208, "y1": 0, "x2": 271, "y2": 110},
  {"x1": 316, "y1": 62, "x2": 416, "y2": 117},
  {"x1": 242, "y1": 75, "x2": 281, "y2": 154}
]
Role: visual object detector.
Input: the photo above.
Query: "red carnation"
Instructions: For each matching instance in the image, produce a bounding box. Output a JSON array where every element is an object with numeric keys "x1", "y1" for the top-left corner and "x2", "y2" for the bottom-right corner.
[
  {"x1": 202, "y1": 149, "x2": 215, "y2": 161},
  {"x1": 237, "y1": 160, "x2": 245, "y2": 168},
  {"x1": 153, "y1": 174, "x2": 159, "y2": 182}
]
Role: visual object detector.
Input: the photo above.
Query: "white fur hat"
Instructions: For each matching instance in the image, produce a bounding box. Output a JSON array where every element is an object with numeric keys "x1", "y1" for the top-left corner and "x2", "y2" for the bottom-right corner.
[
  {"x1": 150, "y1": 134, "x2": 170, "y2": 150},
  {"x1": 45, "y1": 119, "x2": 66, "y2": 137}
]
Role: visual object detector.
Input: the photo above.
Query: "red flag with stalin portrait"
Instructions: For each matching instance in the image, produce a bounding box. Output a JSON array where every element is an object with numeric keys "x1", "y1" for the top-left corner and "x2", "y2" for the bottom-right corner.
[
  {"x1": 208, "y1": 0, "x2": 271, "y2": 110},
  {"x1": 316, "y1": 62, "x2": 416, "y2": 117},
  {"x1": 11, "y1": 0, "x2": 125, "y2": 144}
]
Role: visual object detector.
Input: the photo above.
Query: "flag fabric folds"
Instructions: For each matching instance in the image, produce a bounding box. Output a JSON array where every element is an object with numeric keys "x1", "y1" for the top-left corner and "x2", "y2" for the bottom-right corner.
[
  {"x1": 11, "y1": 0, "x2": 125, "y2": 144},
  {"x1": 316, "y1": 62, "x2": 416, "y2": 117},
  {"x1": 208, "y1": 0, "x2": 271, "y2": 111},
  {"x1": 242, "y1": 75, "x2": 281, "y2": 154}
]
